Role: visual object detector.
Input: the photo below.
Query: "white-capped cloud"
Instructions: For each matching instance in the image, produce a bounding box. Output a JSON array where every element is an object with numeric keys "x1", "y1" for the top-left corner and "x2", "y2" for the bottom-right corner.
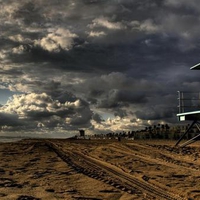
[
  {"x1": 34, "y1": 28, "x2": 78, "y2": 52},
  {"x1": 88, "y1": 16, "x2": 127, "y2": 30},
  {"x1": 90, "y1": 115, "x2": 145, "y2": 134},
  {"x1": 12, "y1": 45, "x2": 25, "y2": 54},
  {"x1": 87, "y1": 31, "x2": 106, "y2": 37},
  {"x1": 0, "y1": 92, "x2": 93, "y2": 131},
  {"x1": 130, "y1": 19, "x2": 159, "y2": 34}
]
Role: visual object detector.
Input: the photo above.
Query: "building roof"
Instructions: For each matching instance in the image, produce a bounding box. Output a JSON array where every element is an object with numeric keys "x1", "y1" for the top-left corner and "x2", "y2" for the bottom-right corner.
[{"x1": 190, "y1": 63, "x2": 200, "y2": 70}]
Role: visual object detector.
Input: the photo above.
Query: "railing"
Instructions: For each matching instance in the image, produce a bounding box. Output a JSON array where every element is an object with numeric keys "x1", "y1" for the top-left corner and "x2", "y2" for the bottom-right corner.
[{"x1": 178, "y1": 91, "x2": 200, "y2": 113}]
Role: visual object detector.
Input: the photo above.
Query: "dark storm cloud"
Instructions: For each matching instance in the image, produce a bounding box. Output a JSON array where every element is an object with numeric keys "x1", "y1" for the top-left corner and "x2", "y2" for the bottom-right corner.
[
  {"x1": 0, "y1": 113, "x2": 22, "y2": 127},
  {"x1": 114, "y1": 108, "x2": 128, "y2": 118},
  {"x1": 92, "y1": 113, "x2": 104, "y2": 123},
  {"x1": 97, "y1": 89, "x2": 148, "y2": 108},
  {"x1": 1, "y1": 0, "x2": 200, "y2": 133},
  {"x1": 13, "y1": 2, "x2": 44, "y2": 25},
  {"x1": 3, "y1": 0, "x2": 198, "y2": 72},
  {"x1": 135, "y1": 106, "x2": 176, "y2": 121}
]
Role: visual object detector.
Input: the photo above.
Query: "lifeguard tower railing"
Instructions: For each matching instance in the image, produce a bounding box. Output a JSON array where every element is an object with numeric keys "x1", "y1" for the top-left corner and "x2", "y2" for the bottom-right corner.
[
  {"x1": 178, "y1": 91, "x2": 200, "y2": 114},
  {"x1": 176, "y1": 91, "x2": 200, "y2": 147}
]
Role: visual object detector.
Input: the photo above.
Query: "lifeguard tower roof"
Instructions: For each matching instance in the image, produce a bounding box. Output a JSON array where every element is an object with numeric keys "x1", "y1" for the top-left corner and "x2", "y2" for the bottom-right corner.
[{"x1": 190, "y1": 63, "x2": 200, "y2": 70}]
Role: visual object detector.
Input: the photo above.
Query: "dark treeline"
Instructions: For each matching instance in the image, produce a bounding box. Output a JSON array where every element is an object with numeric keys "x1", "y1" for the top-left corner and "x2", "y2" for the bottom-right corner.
[{"x1": 92, "y1": 123, "x2": 198, "y2": 140}]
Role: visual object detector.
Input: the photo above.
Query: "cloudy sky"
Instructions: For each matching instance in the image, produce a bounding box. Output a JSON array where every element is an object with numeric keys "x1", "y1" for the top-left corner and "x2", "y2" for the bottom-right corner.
[{"x1": 0, "y1": 0, "x2": 200, "y2": 136}]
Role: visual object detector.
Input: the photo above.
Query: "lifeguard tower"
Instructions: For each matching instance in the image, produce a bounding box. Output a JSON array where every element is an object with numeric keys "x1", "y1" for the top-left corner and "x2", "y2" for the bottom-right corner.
[
  {"x1": 79, "y1": 129, "x2": 85, "y2": 137},
  {"x1": 175, "y1": 63, "x2": 200, "y2": 147}
]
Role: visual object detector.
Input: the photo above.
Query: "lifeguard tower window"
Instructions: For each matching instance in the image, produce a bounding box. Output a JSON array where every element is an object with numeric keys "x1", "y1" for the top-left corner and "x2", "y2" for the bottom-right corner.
[
  {"x1": 175, "y1": 63, "x2": 200, "y2": 147},
  {"x1": 177, "y1": 91, "x2": 200, "y2": 120}
]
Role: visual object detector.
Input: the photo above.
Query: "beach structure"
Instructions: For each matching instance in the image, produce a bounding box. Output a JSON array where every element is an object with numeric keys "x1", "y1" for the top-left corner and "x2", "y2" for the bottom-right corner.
[
  {"x1": 175, "y1": 63, "x2": 200, "y2": 147},
  {"x1": 79, "y1": 129, "x2": 85, "y2": 137}
]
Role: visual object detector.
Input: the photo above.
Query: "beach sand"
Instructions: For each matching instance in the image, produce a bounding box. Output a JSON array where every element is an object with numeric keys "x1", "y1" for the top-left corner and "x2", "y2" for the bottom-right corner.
[{"x1": 0, "y1": 138, "x2": 199, "y2": 200}]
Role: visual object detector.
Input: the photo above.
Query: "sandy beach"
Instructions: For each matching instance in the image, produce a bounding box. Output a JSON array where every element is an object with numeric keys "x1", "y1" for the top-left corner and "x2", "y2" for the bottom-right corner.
[{"x1": 0, "y1": 138, "x2": 200, "y2": 200}]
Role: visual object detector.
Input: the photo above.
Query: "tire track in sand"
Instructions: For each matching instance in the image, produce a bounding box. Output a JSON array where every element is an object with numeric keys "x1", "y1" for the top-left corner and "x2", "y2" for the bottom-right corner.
[{"x1": 45, "y1": 140, "x2": 184, "y2": 200}]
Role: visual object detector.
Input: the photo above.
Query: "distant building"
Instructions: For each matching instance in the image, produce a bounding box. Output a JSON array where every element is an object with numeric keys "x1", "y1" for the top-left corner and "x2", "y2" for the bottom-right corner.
[{"x1": 79, "y1": 130, "x2": 85, "y2": 137}]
